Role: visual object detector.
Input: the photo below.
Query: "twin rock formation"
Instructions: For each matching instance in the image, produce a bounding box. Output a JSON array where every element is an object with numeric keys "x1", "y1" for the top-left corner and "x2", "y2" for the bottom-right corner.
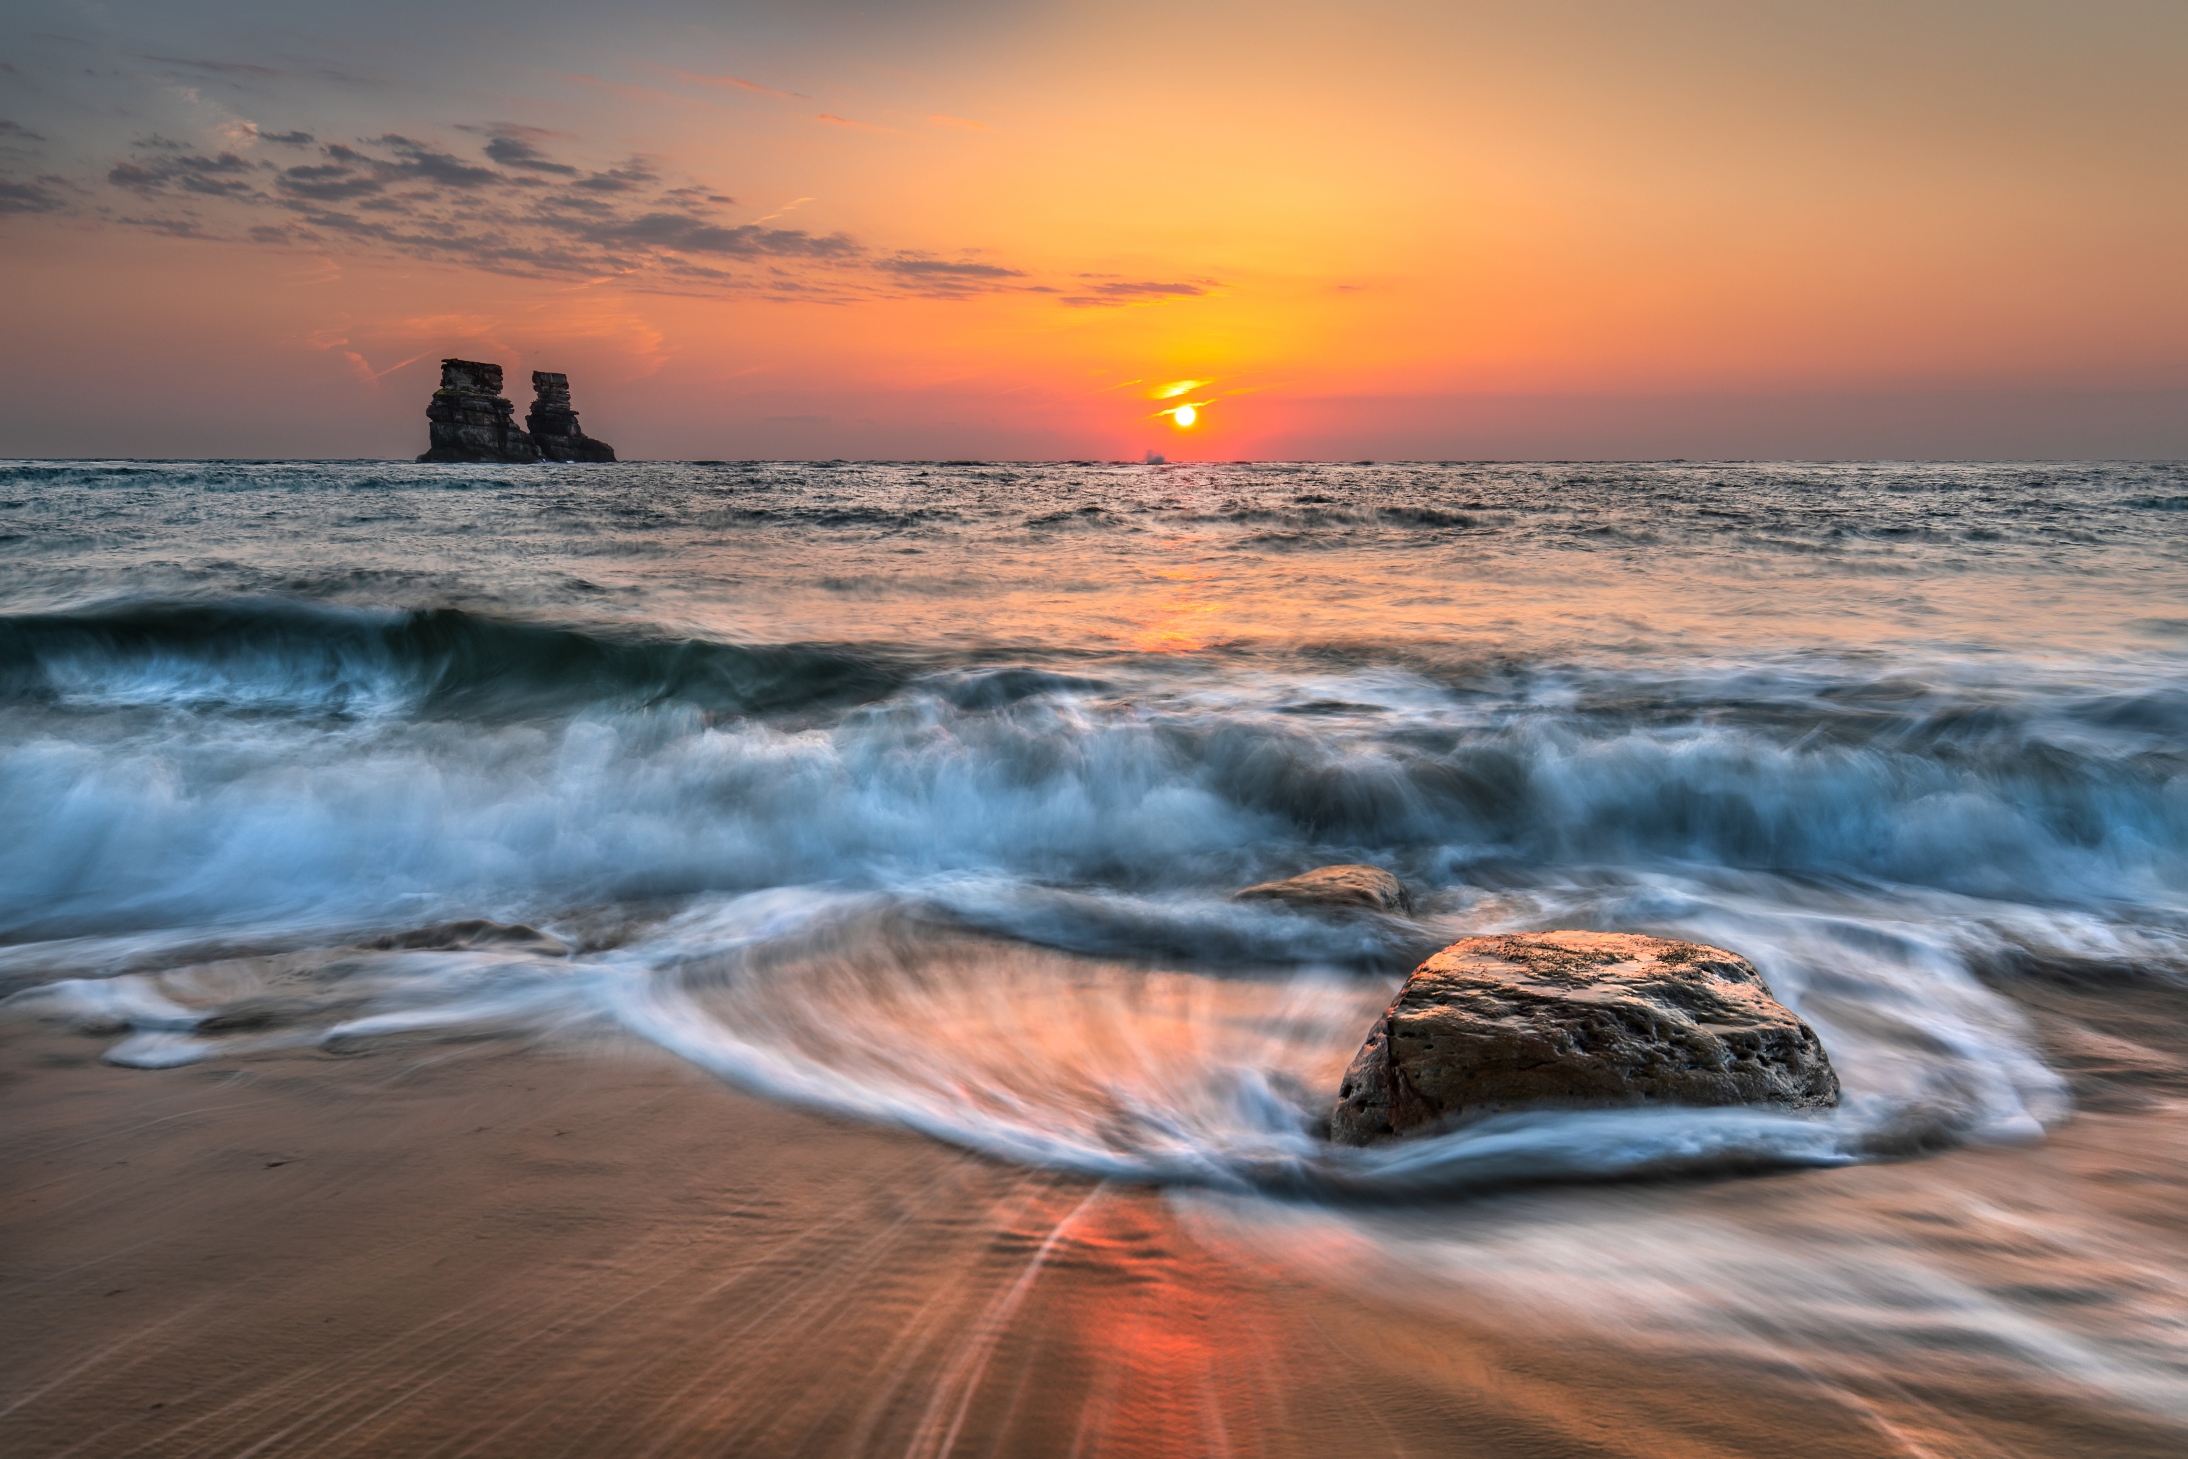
[
  {"x1": 418, "y1": 358, "x2": 616, "y2": 464},
  {"x1": 1235, "y1": 865, "x2": 1841, "y2": 1143}
]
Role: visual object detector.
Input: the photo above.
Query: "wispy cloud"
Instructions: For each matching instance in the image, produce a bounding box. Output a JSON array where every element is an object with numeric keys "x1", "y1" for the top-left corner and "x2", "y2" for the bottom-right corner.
[
  {"x1": 1060, "y1": 279, "x2": 1212, "y2": 308},
  {"x1": 878, "y1": 257, "x2": 1023, "y2": 279},
  {"x1": 875, "y1": 254, "x2": 1032, "y2": 298},
  {"x1": 1150, "y1": 379, "x2": 1209, "y2": 399},
  {"x1": 142, "y1": 56, "x2": 284, "y2": 80},
  {"x1": 814, "y1": 113, "x2": 902, "y2": 135},
  {"x1": 669, "y1": 70, "x2": 806, "y2": 101},
  {"x1": 749, "y1": 196, "x2": 813, "y2": 224},
  {"x1": 67, "y1": 124, "x2": 1023, "y2": 302}
]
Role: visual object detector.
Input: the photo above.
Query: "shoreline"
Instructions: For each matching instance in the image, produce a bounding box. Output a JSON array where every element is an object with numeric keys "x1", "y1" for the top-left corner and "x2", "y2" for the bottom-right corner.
[{"x1": 6, "y1": 1015, "x2": 2184, "y2": 1457}]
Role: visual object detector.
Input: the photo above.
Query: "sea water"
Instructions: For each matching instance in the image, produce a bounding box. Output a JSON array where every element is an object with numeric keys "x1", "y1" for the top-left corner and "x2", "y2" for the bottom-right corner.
[{"x1": 5, "y1": 458, "x2": 2188, "y2": 1435}]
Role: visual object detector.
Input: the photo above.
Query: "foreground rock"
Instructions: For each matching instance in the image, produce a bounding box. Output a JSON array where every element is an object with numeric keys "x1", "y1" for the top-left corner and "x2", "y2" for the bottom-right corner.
[
  {"x1": 1329, "y1": 931, "x2": 1838, "y2": 1144},
  {"x1": 418, "y1": 358, "x2": 540, "y2": 463},
  {"x1": 525, "y1": 371, "x2": 617, "y2": 462},
  {"x1": 1234, "y1": 864, "x2": 1413, "y2": 916}
]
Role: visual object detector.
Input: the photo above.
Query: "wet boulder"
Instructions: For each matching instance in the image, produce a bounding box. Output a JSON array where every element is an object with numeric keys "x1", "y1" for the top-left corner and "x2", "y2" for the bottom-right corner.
[
  {"x1": 1234, "y1": 864, "x2": 1413, "y2": 916},
  {"x1": 1329, "y1": 931, "x2": 1838, "y2": 1145}
]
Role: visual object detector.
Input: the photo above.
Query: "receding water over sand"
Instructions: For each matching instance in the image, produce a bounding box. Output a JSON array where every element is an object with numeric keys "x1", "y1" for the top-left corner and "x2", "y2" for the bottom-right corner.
[{"x1": 5, "y1": 459, "x2": 2188, "y2": 1455}]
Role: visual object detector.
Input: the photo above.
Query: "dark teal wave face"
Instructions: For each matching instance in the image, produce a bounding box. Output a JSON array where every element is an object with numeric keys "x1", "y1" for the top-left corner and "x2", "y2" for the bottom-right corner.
[{"x1": 0, "y1": 600, "x2": 906, "y2": 721}]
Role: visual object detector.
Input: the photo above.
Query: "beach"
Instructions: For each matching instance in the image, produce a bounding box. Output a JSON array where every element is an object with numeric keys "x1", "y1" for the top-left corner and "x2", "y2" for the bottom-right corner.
[{"x1": 8, "y1": 987, "x2": 2188, "y2": 1457}]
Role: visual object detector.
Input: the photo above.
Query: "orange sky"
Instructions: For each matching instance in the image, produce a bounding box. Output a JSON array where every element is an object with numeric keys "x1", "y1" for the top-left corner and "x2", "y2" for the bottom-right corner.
[{"x1": 2, "y1": 0, "x2": 2183, "y2": 458}]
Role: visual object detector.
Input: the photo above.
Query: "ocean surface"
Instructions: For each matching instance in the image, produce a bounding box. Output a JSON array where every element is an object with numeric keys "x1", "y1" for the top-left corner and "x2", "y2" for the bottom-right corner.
[{"x1": 7, "y1": 458, "x2": 2188, "y2": 1447}]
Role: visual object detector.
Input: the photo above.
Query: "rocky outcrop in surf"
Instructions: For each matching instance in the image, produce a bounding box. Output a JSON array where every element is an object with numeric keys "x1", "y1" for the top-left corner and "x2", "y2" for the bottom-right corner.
[
  {"x1": 525, "y1": 372, "x2": 617, "y2": 462},
  {"x1": 418, "y1": 359, "x2": 616, "y2": 463},
  {"x1": 1234, "y1": 864, "x2": 1413, "y2": 915},
  {"x1": 1329, "y1": 931, "x2": 1839, "y2": 1144}
]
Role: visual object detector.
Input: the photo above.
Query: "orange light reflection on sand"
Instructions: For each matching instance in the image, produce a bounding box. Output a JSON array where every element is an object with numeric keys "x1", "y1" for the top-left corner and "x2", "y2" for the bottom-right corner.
[{"x1": 1023, "y1": 1193, "x2": 1277, "y2": 1459}]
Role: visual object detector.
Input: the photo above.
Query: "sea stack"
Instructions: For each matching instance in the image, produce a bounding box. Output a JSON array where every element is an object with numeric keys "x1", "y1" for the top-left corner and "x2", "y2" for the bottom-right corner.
[
  {"x1": 525, "y1": 372, "x2": 617, "y2": 462},
  {"x1": 417, "y1": 359, "x2": 540, "y2": 464}
]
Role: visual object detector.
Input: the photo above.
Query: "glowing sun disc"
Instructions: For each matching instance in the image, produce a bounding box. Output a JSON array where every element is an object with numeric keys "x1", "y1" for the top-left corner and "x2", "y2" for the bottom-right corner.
[{"x1": 1173, "y1": 404, "x2": 1197, "y2": 427}]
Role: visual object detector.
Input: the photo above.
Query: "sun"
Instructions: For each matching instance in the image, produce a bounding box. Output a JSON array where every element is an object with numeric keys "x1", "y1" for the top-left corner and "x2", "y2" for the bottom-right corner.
[{"x1": 1173, "y1": 404, "x2": 1197, "y2": 428}]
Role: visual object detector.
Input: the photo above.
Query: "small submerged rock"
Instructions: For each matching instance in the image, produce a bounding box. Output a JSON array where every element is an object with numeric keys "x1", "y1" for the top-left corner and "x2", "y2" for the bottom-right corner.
[
  {"x1": 359, "y1": 919, "x2": 571, "y2": 956},
  {"x1": 1329, "y1": 931, "x2": 1838, "y2": 1145},
  {"x1": 1234, "y1": 864, "x2": 1413, "y2": 916}
]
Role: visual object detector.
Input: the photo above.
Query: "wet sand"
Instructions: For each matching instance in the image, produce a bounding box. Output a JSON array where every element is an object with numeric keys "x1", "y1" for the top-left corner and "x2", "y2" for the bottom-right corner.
[{"x1": 6, "y1": 1010, "x2": 2186, "y2": 1458}]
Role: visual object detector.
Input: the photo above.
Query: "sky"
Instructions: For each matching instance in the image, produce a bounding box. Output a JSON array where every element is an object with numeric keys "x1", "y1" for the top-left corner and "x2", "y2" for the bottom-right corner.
[{"x1": 1, "y1": 0, "x2": 2183, "y2": 460}]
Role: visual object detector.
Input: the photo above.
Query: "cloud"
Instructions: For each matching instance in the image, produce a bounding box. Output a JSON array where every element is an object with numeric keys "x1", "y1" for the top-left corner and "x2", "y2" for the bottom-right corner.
[
  {"x1": 671, "y1": 70, "x2": 805, "y2": 101},
  {"x1": 571, "y1": 212, "x2": 859, "y2": 258},
  {"x1": 272, "y1": 134, "x2": 513, "y2": 202},
  {"x1": 814, "y1": 113, "x2": 902, "y2": 135},
  {"x1": 1094, "y1": 280, "x2": 1206, "y2": 297},
  {"x1": 484, "y1": 136, "x2": 576, "y2": 173},
  {"x1": 872, "y1": 254, "x2": 1031, "y2": 299},
  {"x1": 878, "y1": 256, "x2": 1023, "y2": 279},
  {"x1": 0, "y1": 119, "x2": 47, "y2": 142},
  {"x1": 116, "y1": 214, "x2": 211, "y2": 237},
  {"x1": 372, "y1": 135, "x2": 501, "y2": 188},
  {"x1": 459, "y1": 123, "x2": 573, "y2": 141},
  {"x1": 276, "y1": 154, "x2": 386, "y2": 202},
  {"x1": 469, "y1": 124, "x2": 581, "y2": 175},
  {"x1": 573, "y1": 161, "x2": 659, "y2": 193},
  {"x1": 1059, "y1": 280, "x2": 1211, "y2": 307},
  {"x1": 1150, "y1": 379, "x2": 1209, "y2": 399},
  {"x1": 51, "y1": 118, "x2": 1093, "y2": 305},
  {"x1": 143, "y1": 56, "x2": 283, "y2": 80},
  {"x1": 0, "y1": 175, "x2": 68, "y2": 213},
  {"x1": 107, "y1": 149, "x2": 263, "y2": 197}
]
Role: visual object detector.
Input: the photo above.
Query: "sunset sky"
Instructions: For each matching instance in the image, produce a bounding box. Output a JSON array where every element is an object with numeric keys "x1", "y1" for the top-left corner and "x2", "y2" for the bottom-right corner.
[{"x1": 2, "y1": 0, "x2": 2182, "y2": 460}]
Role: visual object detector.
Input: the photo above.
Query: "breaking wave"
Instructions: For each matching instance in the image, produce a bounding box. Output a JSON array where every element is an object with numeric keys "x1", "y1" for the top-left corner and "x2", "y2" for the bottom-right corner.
[
  {"x1": 0, "y1": 599, "x2": 904, "y2": 720},
  {"x1": 5, "y1": 458, "x2": 2188, "y2": 1200}
]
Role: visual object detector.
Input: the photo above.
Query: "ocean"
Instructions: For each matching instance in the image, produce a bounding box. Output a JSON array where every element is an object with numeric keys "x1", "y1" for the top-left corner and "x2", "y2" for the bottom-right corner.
[{"x1": 6, "y1": 458, "x2": 2188, "y2": 1454}]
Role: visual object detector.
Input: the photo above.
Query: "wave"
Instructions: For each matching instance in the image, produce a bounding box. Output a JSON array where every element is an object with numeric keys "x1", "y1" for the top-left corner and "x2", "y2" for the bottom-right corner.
[
  {"x1": 0, "y1": 599, "x2": 905, "y2": 721},
  {"x1": 1, "y1": 612, "x2": 2185, "y2": 940}
]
